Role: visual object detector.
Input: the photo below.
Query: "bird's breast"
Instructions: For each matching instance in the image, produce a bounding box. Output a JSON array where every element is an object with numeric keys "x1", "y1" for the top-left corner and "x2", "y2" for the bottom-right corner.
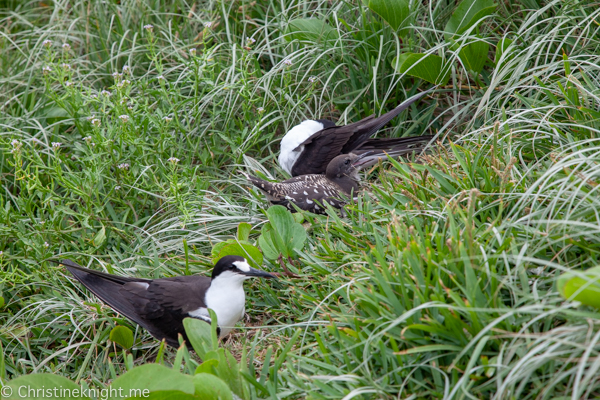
[{"x1": 204, "y1": 283, "x2": 246, "y2": 336}]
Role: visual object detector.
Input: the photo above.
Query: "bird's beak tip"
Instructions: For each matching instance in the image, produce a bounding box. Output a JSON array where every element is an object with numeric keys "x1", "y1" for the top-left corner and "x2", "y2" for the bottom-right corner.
[
  {"x1": 352, "y1": 152, "x2": 373, "y2": 166},
  {"x1": 246, "y1": 266, "x2": 277, "y2": 279}
]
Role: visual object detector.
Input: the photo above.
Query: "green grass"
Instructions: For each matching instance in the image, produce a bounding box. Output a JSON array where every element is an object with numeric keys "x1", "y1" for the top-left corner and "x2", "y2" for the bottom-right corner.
[{"x1": 1, "y1": 0, "x2": 600, "y2": 398}]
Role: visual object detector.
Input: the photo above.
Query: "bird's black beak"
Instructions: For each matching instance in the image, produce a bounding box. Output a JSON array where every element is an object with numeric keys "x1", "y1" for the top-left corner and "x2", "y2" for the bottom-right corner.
[
  {"x1": 352, "y1": 151, "x2": 373, "y2": 167},
  {"x1": 244, "y1": 266, "x2": 277, "y2": 279}
]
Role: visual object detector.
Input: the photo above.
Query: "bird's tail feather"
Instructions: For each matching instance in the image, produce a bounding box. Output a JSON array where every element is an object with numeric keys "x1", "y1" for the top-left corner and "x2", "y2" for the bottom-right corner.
[
  {"x1": 61, "y1": 259, "x2": 147, "y2": 328},
  {"x1": 359, "y1": 134, "x2": 435, "y2": 151},
  {"x1": 242, "y1": 172, "x2": 269, "y2": 191},
  {"x1": 353, "y1": 143, "x2": 433, "y2": 169},
  {"x1": 341, "y1": 87, "x2": 436, "y2": 153}
]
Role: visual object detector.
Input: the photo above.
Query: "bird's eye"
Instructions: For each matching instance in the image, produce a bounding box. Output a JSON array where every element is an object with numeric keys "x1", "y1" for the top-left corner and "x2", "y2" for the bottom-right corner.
[{"x1": 344, "y1": 159, "x2": 350, "y2": 165}]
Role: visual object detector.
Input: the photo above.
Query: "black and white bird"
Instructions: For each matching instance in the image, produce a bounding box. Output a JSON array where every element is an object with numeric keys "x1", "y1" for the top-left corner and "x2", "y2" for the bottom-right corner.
[
  {"x1": 60, "y1": 255, "x2": 275, "y2": 347},
  {"x1": 244, "y1": 153, "x2": 370, "y2": 214},
  {"x1": 279, "y1": 88, "x2": 435, "y2": 176}
]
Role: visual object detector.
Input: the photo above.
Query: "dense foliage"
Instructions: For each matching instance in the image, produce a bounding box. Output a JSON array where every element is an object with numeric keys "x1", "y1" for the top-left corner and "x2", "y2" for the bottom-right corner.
[{"x1": 1, "y1": 0, "x2": 600, "y2": 398}]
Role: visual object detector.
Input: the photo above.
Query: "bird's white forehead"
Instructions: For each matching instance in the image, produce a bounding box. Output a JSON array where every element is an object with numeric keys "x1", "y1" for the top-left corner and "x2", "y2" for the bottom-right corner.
[{"x1": 232, "y1": 260, "x2": 251, "y2": 272}]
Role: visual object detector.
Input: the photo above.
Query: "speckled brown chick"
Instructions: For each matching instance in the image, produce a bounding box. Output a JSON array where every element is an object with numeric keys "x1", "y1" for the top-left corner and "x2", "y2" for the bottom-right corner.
[{"x1": 243, "y1": 153, "x2": 370, "y2": 214}]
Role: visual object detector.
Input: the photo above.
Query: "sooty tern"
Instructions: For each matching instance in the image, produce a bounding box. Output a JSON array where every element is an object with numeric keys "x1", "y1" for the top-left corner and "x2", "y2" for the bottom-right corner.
[
  {"x1": 244, "y1": 153, "x2": 370, "y2": 214},
  {"x1": 279, "y1": 88, "x2": 435, "y2": 176},
  {"x1": 60, "y1": 255, "x2": 275, "y2": 348}
]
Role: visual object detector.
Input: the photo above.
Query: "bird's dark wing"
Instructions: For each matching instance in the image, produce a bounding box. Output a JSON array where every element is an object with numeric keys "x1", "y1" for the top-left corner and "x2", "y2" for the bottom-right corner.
[
  {"x1": 125, "y1": 276, "x2": 211, "y2": 347},
  {"x1": 290, "y1": 122, "x2": 374, "y2": 176},
  {"x1": 63, "y1": 259, "x2": 210, "y2": 347},
  {"x1": 291, "y1": 89, "x2": 434, "y2": 176}
]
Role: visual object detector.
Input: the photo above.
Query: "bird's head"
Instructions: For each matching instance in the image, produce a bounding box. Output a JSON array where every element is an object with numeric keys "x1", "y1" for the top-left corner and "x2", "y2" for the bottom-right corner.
[
  {"x1": 325, "y1": 153, "x2": 371, "y2": 180},
  {"x1": 211, "y1": 255, "x2": 276, "y2": 281}
]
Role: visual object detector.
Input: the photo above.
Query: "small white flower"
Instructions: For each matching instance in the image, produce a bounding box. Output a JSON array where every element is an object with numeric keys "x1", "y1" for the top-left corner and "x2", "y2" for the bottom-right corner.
[
  {"x1": 163, "y1": 116, "x2": 173, "y2": 123},
  {"x1": 257, "y1": 107, "x2": 265, "y2": 114},
  {"x1": 157, "y1": 75, "x2": 165, "y2": 82},
  {"x1": 42, "y1": 66, "x2": 52, "y2": 75},
  {"x1": 51, "y1": 142, "x2": 62, "y2": 149},
  {"x1": 91, "y1": 119, "x2": 101, "y2": 127},
  {"x1": 62, "y1": 43, "x2": 71, "y2": 51},
  {"x1": 39, "y1": 220, "x2": 45, "y2": 225},
  {"x1": 283, "y1": 59, "x2": 292, "y2": 66},
  {"x1": 144, "y1": 24, "x2": 154, "y2": 32},
  {"x1": 168, "y1": 157, "x2": 180, "y2": 164},
  {"x1": 112, "y1": 72, "x2": 122, "y2": 80},
  {"x1": 117, "y1": 163, "x2": 130, "y2": 170},
  {"x1": 101, "y1": 90, "x2": 112, "y2": 97},
  {"x1": 42, "y1": 39, "x2": 53, "y2": 48},
  {"x1": 64, "y1": 81, "x2": 73, "y2": 87},
  {"x1": 11, "y1": 139, "x2": 21, "y2": 148},
  {"x1": 44, "y1": 242, "x2": 49, "y2": 248},
  {"x1": 128, "y1": 105, "x2": 133, "y2": 110},
  {"x1": 91, "y1": 94, "x2": 98, "y2": 99},
  {"x1": 119, "y1": 115, "x2": 130, "y2": 123},
  {"x1": 308, "y1": 76, "x2": 317, "y2": 83},
  {"x1": 83, "y1": 136, "x2": 92, "y2": 142},
  {"x1": 60, "y1": 63, "x2": 71, "y2": 70},
  {"x1": 0, "y1": 251, "x2": 3, "y2": 256},
  {"x1": 115, "y1": 185, "x2": 121, "y2": 190},
  {"x1": 189, "y1": 48, "x2": 197, "y2": 56},
  {"x1": 246, "y1": 37, "x2": 256, "y2": 44},
  {"x1": 122, "y1": 65, "x2": 131, "y2": 74},
  {"x1": 117, "y1": 79, "x2": 130, "y2": 88},
  {"x1": 204, "y1": 21, "x2": 212, "y2": 28}
]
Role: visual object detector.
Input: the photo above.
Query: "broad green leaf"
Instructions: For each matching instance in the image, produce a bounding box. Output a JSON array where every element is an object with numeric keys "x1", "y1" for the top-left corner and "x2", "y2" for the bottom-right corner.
[
  {"x1": 140, "y1": 391, "x2": 197, "y2": 400},
  {"x1": 258, "y1": 223, "x2": 281, "y2": 260},
  {"x1": 259, "y1": 206, "x2": 308, "y2": 259},
  {"x1": 557, "y1": 266, "x2": 600, "y2": 309},
  {"x1": 444, "y1": 0, "x2": 497, "y2": 40},
  {"x1": 495, "y1": 37, "x2": 514, "y2": 65},
  {"x1": 292, "y1": 213, "x2": 304, "y2": 224},
  {"x1": 93, "y1": 225, "x2": 106, "y2": 247},
  {"x1": 367, "y1": 0, "x2": 412, "y2": 37},
  {"x1": 289, "y1": 223, "x2": 307, "y2": 252},
  {"x1": 108, "y1": 364, "x2": 194, "y2": 399},
  {"x1": 109, "y1": 326, "x2": 134, "y2": 349},
  {"x1": 198, "y1": 349, "x2": 247, "y2": 400},
  {"x1": 237, "y1": 222, "x2": 252, "y2": 241},
  {"x1": 5, "y1": 374, "x2": 87, "y2": 399},
  {"x1": 266, "y1": 206, "x2": 296, "y2": 243},
  {"x1": 183, "y1": 317, "x2": 213, "y2": 359},
  {"x1": 195, "y1": 359, "x2": 219, "y2": 374},
  {"x1": 211, "y1": 241, "x2": 228, "y2": 262},
  {"x1": 457, "y1": 37, "x2": 490, "y2": 74},
  {"x1": 193, "y1": 373, "x2": 233, "y2": 400},
  {"x1": 394, "y1": 53, "x2": 451, "y2": 85},
  {"x1": 285, "y1": 18, "x2": 339, "y2": 44},
  {"x1": 215, "y1": 242, "x2": 263, "y2": 268}
]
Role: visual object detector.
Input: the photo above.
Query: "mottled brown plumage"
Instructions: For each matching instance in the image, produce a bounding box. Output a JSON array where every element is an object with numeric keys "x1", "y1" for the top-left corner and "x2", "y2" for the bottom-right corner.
[{"x1": 244, "y1": 153, "x2": 369, "y2": 214}]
